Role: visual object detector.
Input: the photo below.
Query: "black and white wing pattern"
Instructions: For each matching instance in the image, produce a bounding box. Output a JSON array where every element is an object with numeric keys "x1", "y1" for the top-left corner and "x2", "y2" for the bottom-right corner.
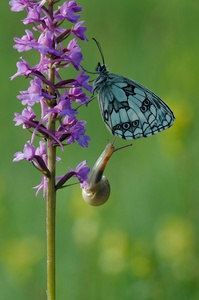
[{"x1": 93, "y1": 63, "x2": 175, "y2": 140}]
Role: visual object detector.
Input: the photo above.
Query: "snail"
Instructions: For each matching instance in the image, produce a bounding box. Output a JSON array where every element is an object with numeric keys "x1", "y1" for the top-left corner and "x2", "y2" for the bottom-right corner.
[
  {"x1": 82, "y1": 142, "x2": 115, "y2": 206},
  {"x1": 82, "y1": 141, "x2": 132, "y2": 206}
]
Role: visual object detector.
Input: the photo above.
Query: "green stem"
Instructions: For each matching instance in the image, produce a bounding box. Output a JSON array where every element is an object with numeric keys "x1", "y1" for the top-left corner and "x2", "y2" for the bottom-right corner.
[
  {"x1": 46, "y1": 2, "x2": 56, "y2": 295},
  {"x1": 46, "y1": 120, "x2": 56, "y2": 300},
  {"x1": 46, "y1": 2, "x2": 57, "y2": 298}
]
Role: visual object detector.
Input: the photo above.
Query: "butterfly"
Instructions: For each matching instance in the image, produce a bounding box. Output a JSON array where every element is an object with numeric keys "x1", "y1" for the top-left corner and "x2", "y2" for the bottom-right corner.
[{"x1": 92, "y1": 39, "x2": 175, "y2": 140}]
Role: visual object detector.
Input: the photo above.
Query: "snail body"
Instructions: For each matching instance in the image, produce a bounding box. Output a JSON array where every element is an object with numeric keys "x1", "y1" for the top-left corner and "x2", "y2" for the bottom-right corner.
[{"x1": 82, "y1": 143, "x2": 115, "y2": 206}]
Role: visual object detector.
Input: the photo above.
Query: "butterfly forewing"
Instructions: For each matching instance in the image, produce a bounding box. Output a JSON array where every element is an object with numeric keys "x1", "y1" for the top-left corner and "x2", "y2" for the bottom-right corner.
[{"x1": 93, "y1": 64, "x2": 175, "y2": 140}]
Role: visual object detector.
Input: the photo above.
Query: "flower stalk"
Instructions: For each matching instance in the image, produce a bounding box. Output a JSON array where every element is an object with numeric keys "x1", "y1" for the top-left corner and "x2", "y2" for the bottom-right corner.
[
  {"x1": 46, "y1": 116, "x2": 56, "y2": 300},
  {"x1": 46, "y1": 150, "x2": 56, "y2": 299}
]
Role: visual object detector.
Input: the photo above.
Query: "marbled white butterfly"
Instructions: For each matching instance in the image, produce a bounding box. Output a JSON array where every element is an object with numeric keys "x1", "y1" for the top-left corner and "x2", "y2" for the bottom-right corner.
[{"x1": 92, "y1": 39, "x2": 175, "y2": 140}]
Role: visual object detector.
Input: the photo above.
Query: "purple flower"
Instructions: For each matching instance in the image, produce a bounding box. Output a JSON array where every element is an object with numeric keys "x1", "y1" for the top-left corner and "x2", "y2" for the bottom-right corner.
[
  {"x1": 9, "y1": 0, "x2": 36, "y2": 12},
  {"x1": 69, "y1": 160, "x2": 90, "y2": 187},
  {"x1": 14, "y1": 107, "x2": 36, "y2": 128},
  {"x1": 75, "y1": 72, "x2": 93, "y2": 93},
  {"x1": 13, "y1": 141, "x2": 35, "y2": 162},
  {"x1": 35, "y1": 141, "x2": 46, "y2": 158},
  {"x1": 34, "y1": 55, "x2": 50, "y2": 74},
  {"x1": 55, "y1": 159, "x2": 90, "y2": 190},
  {"x1": 48, "y1": 97, "x2": 77, "y2": 118},
  {"x1": 33, "y1": 175, "x2": 48, "y2": 197},
  {"x1": 71, "y1": 21, "x2": 88, "y2": 41},
  {"x1": 33, "y1": 30, "x2": 61, "y2": 56},
  {"x1": 11, "y1": 0, "x2": 92, "y2": 196},
  {"x1": 10, "y1": 57, "x2": 33, "y2": 80},
  {"x1": 69, "y1": 87, "x2": 88, "y2": 104},
  {"x1": 64, "y1": 38, "x2": 83, "y2": 69},
  {"x1": 62, "y1": 117, "x2": 90, "y2": 147},
  {"x1": 14, "y1": 29, "x2": 37, "y2": 52},
  {"x1": 23, "y1": 6, "x2": 42, "y2": 24},
  {"x1": 13, "y1": 141, "x2": 51, "y2": 180},
  {"x1": 55, "y1": 1, "x2": 82, "y2": 23},
  {"x1": 17, "y1": 77, "x2": 44, "y2": 106},
  {"x1": 67, "y1": 37, "x2": 80, "y2": 51}
]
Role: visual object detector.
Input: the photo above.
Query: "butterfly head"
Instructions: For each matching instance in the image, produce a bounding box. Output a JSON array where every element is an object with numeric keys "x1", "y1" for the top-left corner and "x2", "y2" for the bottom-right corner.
[
  {"x1": 95, "y1": 62, "x2": 109, "y2": 74},
  {"x1": 93, "y1": 62, "x2": 109, "y2": 94}
]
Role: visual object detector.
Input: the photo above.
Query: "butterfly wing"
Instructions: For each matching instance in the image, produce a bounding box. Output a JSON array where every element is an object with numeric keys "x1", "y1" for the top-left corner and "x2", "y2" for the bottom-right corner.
[{"x1": 94, "y1": 73, "x2": 175, "y2": 140}]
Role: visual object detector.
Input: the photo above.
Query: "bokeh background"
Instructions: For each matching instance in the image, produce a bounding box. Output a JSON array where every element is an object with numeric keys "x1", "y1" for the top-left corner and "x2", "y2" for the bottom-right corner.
[{"x1": 1, "y1": 0, "x2": 199, "y2": 299}]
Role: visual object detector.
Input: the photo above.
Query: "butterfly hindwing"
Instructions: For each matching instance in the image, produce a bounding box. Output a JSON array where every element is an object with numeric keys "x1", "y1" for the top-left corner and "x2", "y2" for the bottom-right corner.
[{"x1": 93, "y1": 67, "x2": 175, "y2": 140}]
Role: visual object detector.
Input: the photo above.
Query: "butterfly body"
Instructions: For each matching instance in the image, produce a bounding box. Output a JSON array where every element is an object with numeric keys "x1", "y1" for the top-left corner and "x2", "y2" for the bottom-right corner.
[{"x1": 93, "y1": 62, "x2": 175, "y2": 140}]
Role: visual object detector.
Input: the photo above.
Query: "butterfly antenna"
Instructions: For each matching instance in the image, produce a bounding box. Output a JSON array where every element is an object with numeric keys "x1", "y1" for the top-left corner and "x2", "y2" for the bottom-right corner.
[{"x1": 92, "y1": 38, "x2": 106, "y2": 65}]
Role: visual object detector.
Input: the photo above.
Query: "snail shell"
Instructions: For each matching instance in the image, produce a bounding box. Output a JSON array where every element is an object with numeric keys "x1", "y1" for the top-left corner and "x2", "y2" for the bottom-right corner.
[
  {"x1": 82, "y1": 143, "x2": 114, "y2": 206},
  {"x1": 82, "y1": 176, "x2": 110, "y2": 206}
]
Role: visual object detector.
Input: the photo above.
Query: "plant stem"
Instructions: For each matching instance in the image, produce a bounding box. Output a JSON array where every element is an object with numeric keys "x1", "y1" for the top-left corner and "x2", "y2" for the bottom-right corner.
[
  {"x1": 46, "y1": 0, "x2": 56, "y2": 292},
  {"x1": 46, "y1": 55, "x2": 56, "y2": 297},
  {"x1": 46, "y1": 120, "x2": 56, "y2": 300}
]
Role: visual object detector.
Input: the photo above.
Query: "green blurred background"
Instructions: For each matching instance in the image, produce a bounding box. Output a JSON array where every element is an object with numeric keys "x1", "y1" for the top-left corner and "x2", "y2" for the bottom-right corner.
[{"x1": 1, "y1": 0, "x2": 199, "y2": 299}]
